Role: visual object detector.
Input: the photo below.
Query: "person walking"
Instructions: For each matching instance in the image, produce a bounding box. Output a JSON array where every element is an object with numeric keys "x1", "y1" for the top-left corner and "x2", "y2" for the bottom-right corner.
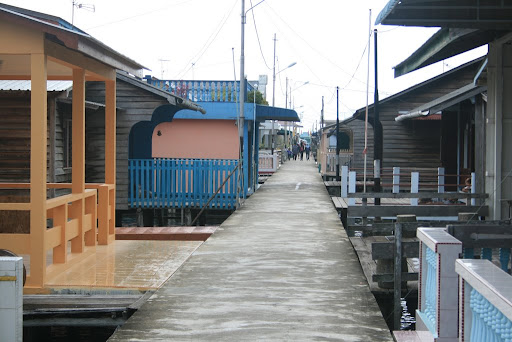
[
  {"x1": 292, "y1": 143, "x2": 299, "y2": 160},
  {"x1": 305, "y1": 144, "x2": 311, "y2": 160},
  {"x1": 300, "y1": 142, "x2": 305, "y2": 161}
]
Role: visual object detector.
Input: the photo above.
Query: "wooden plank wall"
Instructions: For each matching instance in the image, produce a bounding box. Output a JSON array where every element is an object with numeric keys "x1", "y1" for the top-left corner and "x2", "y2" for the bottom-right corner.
[
  {"x1": 85, "y1": 79, "x2": 169, "y2": 211},
  {"x1": 347, "y1": 61, "x2": 481, "y2": 172}
]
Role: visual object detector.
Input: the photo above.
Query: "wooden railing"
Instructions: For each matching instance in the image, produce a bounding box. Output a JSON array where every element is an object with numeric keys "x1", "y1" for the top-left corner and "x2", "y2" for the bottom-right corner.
[
  {"x1": 0, "y1": 182, "x2": 115, "y2": 287},
  {"x1": 129, "y1": 158, "x2": 239, "y2": 209}
]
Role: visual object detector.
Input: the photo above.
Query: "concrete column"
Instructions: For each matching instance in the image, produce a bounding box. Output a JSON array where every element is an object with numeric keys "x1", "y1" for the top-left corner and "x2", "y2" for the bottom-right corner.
[{"x1": 0, "y1": 257, "x2": 23, "y2": 342}]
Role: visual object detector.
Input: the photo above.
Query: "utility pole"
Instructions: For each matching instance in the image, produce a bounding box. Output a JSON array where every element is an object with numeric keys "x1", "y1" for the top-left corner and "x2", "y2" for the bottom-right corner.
[
  {"x1": 374, "y1": 29, "x2": 382, "y2": 205},
  {"x1": 271, "y1": 33, "x2": 277, "y2": 154},
  {"x1": 336, "y1": 87, "x2": 340, "y2": 181},
  {"x1": 321, "y1": 96, "x2": 324, "y2": 129}
]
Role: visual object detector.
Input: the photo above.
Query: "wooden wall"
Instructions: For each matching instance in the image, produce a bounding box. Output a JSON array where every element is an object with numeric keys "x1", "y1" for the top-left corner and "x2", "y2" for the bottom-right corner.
[
  {"x1": 85, "y1": 79, "x2": 170, "y2": 211},
  {"x1": 347, "y1": 61, "x2": 481, "y2": 172}
]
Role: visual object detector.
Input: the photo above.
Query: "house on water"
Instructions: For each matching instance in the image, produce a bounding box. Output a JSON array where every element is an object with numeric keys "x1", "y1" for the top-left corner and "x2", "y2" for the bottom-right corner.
[
  {"x1": 0, "y1": 3, "x2": 145, "y2": 288},
  {"x1": 375, "y1": 0, "x2": 512, "y2": 219},
  {"x1": 318, "y1": 57, "x2": 486, "y2": 190}
]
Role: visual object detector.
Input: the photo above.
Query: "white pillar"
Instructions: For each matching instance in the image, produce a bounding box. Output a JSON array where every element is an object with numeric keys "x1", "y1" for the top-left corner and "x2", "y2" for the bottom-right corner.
[
  {"x1": 471, "y1": 172, "x2": 476, "y2": 206},
  {"x1": 392, "y1": 167, "x2": 400, "y2": 194},
  {"x1": 341, "y1": 165, "x2": 348, "y2": 198},
  {"x1": 411, "y1": 172, "x2": 419, "y2": 206},
  {"x1": 438, "y1": 167, "x2": 445, "y2": 194},
  {"x1": 0, "y1": 257, "x2": 23, "y2": 342},
  {"x1": 348, "y1": 171, "x2": 356, "y2": 206}
]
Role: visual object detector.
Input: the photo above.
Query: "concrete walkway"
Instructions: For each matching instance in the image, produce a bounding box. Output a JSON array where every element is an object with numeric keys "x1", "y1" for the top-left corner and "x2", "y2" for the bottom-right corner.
[{"x1": 109, "y1": 159, "x2": 393, "y2": 341}]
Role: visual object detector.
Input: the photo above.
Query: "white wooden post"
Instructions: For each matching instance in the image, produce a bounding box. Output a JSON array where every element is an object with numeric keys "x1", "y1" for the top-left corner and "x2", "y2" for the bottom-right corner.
[
  {"x1": 348, "y1": 171, "x2": 356, "y2": 206},
  {"x1": 438, "y1": 167, "x2": 445, "y2": 194},
  {"x1": 471, "y1": 172, "x2": 476, "y2": 206},
  {"x1": 392, "y1": 166, "x2": 400, "y2": 194},
  {"x1": 0, "y1": 257, "x2": 23, "y2": 342},
  {"x1": 341, "y1": 165, "x2": 348, "y2": 198},
  {"x1": 411, "y1": 172, "x2": 419, "y2": 206}
]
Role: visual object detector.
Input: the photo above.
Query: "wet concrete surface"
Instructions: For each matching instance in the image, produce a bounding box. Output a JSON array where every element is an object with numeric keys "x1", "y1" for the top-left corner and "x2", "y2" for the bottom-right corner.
[{"x1": 109, "y1": 159, "x2": 393, "y2": 341}]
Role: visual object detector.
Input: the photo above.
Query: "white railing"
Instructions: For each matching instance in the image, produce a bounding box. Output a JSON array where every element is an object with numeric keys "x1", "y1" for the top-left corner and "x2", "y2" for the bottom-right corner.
[
  {"x1": 456, "y1": 259, "x2": 512, "y2": 342},
  {"x1": 259, "y1": 153, "x2": 278, "y2": 174},
  {"x1": 416, "y1": 227, "x2": 462, "y2": 341}
]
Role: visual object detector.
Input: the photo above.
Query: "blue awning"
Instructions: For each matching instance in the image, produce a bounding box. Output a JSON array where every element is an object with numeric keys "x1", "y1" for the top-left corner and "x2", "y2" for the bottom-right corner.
[{"x1": 255, "y1": 105, "x2": 299, "y2": 122}]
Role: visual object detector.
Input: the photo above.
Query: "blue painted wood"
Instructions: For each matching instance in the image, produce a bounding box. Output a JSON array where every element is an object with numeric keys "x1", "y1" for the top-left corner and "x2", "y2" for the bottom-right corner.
[
  {"x1": 482, "y1": 248, "x2": 493, "y2": 261},
  {"x1": 464, "y1": 248, "x2": 475, "y2": 259}
]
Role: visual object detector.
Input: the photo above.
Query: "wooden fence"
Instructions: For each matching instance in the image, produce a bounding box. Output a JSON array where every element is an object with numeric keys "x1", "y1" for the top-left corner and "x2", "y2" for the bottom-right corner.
[{"x1": 129, "y1": 158, "x2": 239, "y2": 209}]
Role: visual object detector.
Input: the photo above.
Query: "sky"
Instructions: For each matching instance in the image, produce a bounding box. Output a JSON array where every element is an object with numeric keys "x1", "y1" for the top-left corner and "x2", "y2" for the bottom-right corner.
[{"x1": 4, "y1": 0, "x2": 487, "y2": 132}]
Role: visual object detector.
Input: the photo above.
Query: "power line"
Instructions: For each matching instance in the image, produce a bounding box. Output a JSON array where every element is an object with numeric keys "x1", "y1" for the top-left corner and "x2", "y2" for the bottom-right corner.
[
  {"x1": 249, "y1": 0, "x2": 272, "y2": 70},
  {"x1": 175, "y1": 0, "x2": 238, "y2": 79}
]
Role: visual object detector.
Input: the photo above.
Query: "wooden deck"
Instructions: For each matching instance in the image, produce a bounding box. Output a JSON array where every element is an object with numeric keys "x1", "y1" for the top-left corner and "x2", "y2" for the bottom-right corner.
[
  {"x1": 109, "y1": 158, "x2": 393, "y2": 341},
  {"x1": 115, "y1": 226, "x2": 218, "y2": 241}
]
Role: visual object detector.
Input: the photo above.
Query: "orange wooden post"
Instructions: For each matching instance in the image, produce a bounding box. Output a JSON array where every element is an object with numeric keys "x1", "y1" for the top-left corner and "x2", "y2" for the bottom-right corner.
[
  {"x1": 84, "y1": 192, "x2": 97, "y2": 246},
  {"x1": 29, "y1": 52, "x2": 48, "y2": 288},
  {"x1": 97, "y1": 185, "x2": 109, "y2": 245},
  {"x1": 71, "y1": 68, "x2": 86, "y2": 253},
  {"x1": 105, "y1": 80, "x2": 116, "y2": 240},
  {"x1": 52, "y1": 205, "x2": 68, "y2": 263}
]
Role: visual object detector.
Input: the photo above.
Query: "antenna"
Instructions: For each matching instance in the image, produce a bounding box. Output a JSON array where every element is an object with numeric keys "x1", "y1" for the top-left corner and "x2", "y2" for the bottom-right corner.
[
  {"x1": 72, "y1": 0, "x2": 95, "y2": 25},
  {"x1": 158, "y1": 59, "x2": 171, "y2": 79}
]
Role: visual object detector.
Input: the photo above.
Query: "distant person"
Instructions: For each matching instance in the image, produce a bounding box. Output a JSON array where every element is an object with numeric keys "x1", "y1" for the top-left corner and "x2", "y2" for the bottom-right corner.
[
  {"x1": 300, "y1": 142, "x2": 305, "y2": 161},
  {"x1": 292, "y1": 143, "x2": 299, "y2": 160},
  {"x1": 305, "y1": 144, "x2": 311, "y2": 160},
  {"x1": 286, "y1": 146, "x2": 292, "y2": 160}
]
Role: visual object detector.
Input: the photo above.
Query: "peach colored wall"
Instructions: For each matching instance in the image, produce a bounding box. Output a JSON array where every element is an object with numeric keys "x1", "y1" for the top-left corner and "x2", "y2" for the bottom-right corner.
[{"x1": 152, "y1": 119, "x2": 239, "y2": 159}]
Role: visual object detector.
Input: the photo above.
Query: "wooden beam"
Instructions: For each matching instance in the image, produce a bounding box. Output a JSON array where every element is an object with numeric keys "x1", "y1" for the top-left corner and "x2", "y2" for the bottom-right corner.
[
  {"x1": 348, "y1": 205, "x2": 488, "y2": 218},
  {"x1": 372, "y1": 241, "x2": 419, "y2": 260},
  {"x1": 45, "y1": 40, "x2": 115, "y2": 81},
  {"x1": 344, "y1": 192, "x2": 488, "y2": 199},
  {"x1": 72, "y1": 68, "x2": 86, "y2": 194},
  {"x1": 29, "y1": 52, "x2": 48, "y2": 288}
]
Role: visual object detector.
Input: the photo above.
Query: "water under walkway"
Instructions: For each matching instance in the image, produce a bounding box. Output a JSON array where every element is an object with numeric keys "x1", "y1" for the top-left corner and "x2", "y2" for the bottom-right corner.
[{"x1": 109, "y1": 158, "x2": 393, "y2": 341}]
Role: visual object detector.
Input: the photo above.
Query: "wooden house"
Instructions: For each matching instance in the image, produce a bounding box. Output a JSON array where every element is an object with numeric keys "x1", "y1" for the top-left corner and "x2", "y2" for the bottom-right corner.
[
  {"x1": 320, "y1": 57, "x2": 486, "y2": 189},
  {"x1": 375, "y1": 0, "x2": 512, "y2": 220},
  {"x1": 0, "y1": 4, "x2": 144, "y2": 288}
]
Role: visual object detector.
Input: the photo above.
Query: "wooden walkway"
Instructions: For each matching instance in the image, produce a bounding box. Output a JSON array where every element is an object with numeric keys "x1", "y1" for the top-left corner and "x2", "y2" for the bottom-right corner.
[{"x1": 109, "y1": 159, "x2": 393, "y2": 341}]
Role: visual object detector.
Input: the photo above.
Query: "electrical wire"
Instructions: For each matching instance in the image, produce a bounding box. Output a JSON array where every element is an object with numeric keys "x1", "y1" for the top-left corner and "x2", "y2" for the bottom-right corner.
[
  {"x1": 249, "y1": 0, "x2": 272, "y2": 70},
  {"x1": 175, "y1": 0, "x2": 238, "y2": 79}
]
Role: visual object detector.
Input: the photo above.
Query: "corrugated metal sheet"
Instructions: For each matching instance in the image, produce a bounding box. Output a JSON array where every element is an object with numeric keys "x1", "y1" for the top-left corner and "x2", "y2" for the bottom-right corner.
[{"x1": 0, "y1": 80, "x2": 72, "y2": 91}]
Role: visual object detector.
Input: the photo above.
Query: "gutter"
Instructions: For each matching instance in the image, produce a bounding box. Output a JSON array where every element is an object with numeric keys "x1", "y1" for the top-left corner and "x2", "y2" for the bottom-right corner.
[
  {"x1": 395, "y1": 110, "x2": 429, "y2": 122},
  {"x1": 177, "y1": 98, "x2": 206, "y2": 114}
]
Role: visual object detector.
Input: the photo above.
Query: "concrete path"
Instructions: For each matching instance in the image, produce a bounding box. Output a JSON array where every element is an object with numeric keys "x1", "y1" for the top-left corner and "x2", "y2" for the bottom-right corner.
[{"x1": 109, "y1": 158, "x2": 393, "y2": 341}]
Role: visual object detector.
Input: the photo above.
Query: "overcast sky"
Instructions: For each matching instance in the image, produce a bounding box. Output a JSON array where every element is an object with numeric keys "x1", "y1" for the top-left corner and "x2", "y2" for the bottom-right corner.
[{"x1": 4, "y1": 0, "x2": 486, "y2": 131}]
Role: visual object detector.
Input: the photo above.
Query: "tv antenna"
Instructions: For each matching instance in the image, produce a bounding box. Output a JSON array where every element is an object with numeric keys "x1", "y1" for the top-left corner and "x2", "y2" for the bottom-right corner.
[
  {"x1": 159, "y1": 59, "x2": 171, "y2": 79},
  {"x1": 72, "y1": 0, "x2": 95, "y2": 25}
]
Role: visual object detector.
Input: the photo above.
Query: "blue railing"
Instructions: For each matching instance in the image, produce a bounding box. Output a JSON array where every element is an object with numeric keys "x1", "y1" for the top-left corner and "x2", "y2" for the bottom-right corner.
[
  {"x1": 129, "y1": 158, "x2": 239, "y2": 209},
  {"x1": 469, "y1": 288, "x2": 512, "y2": 342},
  {"x1": 145, "y1": 79, "x2": 255, "y2": 103},
  {"x1": 423, "y1": 247, "x2": 438, "y2": 334}
]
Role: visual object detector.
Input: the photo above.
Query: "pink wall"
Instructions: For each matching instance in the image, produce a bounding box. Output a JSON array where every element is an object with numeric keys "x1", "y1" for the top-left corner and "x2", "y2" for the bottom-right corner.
[{"x1": 152, "y1": 119, "x2": 240, "y2": 159}]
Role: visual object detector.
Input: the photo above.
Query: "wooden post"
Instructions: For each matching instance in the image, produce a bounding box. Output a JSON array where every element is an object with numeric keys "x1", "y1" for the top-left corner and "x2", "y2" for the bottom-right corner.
[
  {"x1": 105, "y1": 80, "x2": 116, "y2": 234},
  {"x1": 411, "y1": 172, "x2": 419, "y2": 206},
  {"x1": 459, "y1": 212, "x2": 477, "y2": 258},
  {"x1": 394, "y1": 222, "x2": 403, "y2": 331},
  {"x1": 392, "y1": 167, "x2": 400, "y2": 194},
  {"x1": 29, "y1": 52, "x2": 48, "y2": 288},
  {"x1": 71, "y1": 68, "x2": 85, "y2": 253}
]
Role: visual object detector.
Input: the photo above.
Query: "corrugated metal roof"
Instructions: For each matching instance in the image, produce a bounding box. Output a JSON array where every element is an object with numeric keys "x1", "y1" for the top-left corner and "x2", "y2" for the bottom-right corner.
[{"x1": 0, "y1": 80, "x2": 72, "y2": 91}]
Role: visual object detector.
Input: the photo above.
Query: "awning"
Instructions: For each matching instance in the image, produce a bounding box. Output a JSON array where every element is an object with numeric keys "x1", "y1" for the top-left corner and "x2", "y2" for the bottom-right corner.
[
  {"x1": 393, "y1": 28, "x2": 504, "y2": 77},
  {"x1": 256, "y1": 105, "x2": 299, "y2": 122},
  {"x1": 395, "y1": 83, "x2": 486, "y2": 122},
  {"x1": 375, "y1": 0, "x2": 512, "y2": 30}
]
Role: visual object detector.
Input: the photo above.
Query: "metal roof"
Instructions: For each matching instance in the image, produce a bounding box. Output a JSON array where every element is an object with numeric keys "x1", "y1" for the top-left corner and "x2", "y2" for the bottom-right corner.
[
  {"x1": 376, "y1": 0, "x2": 512, "y2": 30},
  {"x1": 0, "y1": 80, "x2": 72, "y2": 91},
  {"x1": 395, "y1": 83, "x2": 486, "y2": 122},
  {"x1": 393, "y1": 28, "x2": 505, "y2": 77}
]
